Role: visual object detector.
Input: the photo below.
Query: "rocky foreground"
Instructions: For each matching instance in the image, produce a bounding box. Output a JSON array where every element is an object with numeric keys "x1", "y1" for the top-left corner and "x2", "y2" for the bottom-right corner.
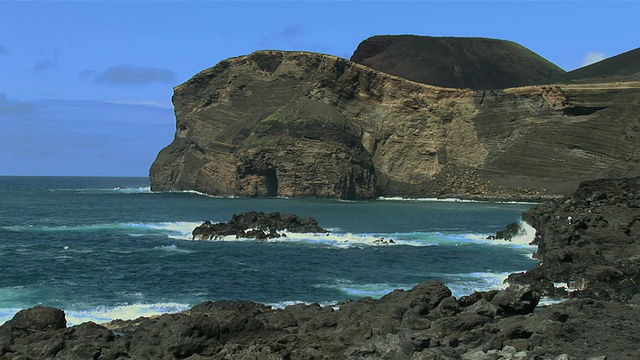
[
  {"x1": 2, "y1": 178, "x2": 640, "y2": 359},
  {"x1": 508, "y1": 177, "x2": 640, "y2": 303}
]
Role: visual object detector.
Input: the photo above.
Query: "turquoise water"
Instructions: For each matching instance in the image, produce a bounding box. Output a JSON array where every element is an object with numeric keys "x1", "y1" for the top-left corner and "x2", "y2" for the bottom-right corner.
[{"x1": 0, "y1": 176, "x2": 537, "y2": 325}]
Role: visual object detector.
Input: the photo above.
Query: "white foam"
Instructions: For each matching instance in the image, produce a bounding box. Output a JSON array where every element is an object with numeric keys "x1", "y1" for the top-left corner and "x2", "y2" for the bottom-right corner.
[
  {"x1": 377, "y1": 196, "x2": 476, "y2": 203},
  {"x1": 135, "y1": 221, "x2": 203, "y2": 239},
  {"x1": 152, "y1": 244, "x2": 194, "y2": 254},
  {"x1": 508, "y1": 221, "x2": 537, "y2": 246},
  {"x1": 191, "y1": 231, "x2": 414, "y2": 247},
  {"x1": 445, "y1": 271, "x2": 511, "y2": 298},
  {"x1": 467, "y1": 221, "x2": 537, "y2": 251},
  {"x1": 65, "y1": 302, "x2": 190, "y2": 326},
  {"x1": 1, "y1": 303, "x2": 192, "y2": 327},
  {"x1": 48, "y1": 186, "x2": 151, "y2": 194},
  {"x1": 265, "y1": 300, "x2": 338, "y2": 309},
  {"x1": 377, "y1": 196, "x2": 537, "y2": 205},
  {"x1": 164, "y1": 189, "x2": 237, "y2": 198},
  {"x1": 320, "y1": 280, "x2": 413, "y2": 298},
  {"x1": 537, "y1": 297, "x2": 568, "y2": 307}
]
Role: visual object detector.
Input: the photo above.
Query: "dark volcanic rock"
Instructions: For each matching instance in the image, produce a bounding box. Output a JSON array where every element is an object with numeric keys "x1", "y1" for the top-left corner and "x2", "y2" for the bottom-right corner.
[
  {"x1": 192, "y1": 211, "x2": 327, "y2": 240},
  {"x1": 487, "y1": 222, "x2": 521, "y2": 241},
  {"x1": 150, "y1": 48, "x2": 640, "y2": 200},
  {"x1": 3, "y1": 306, "x2": 66, "y2": 332},
  {"x1": 509, "y1": 177, "x2": 640, "y2": 302},
  {"x1": 3, "y1": 281, "x2": 640, "y2": 359},
  {"x1": 351, "y1": 35, "x2": 565, "y2": 89}
]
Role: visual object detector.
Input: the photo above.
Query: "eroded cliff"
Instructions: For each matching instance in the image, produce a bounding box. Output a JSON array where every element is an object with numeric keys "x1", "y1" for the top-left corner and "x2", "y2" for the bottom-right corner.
[{"x1": 150, "y1": 50, "x2": 640, "y2": 199}]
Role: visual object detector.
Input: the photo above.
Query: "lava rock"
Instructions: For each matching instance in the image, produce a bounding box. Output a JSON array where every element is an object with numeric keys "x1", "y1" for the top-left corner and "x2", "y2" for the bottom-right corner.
[{"x1": 192, "y1": 211, "x2": 327, "y2": 240}]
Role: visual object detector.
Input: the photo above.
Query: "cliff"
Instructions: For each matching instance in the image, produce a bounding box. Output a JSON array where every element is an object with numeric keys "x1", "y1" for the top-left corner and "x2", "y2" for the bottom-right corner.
[
  {"x1": 350, "y1": 35, "x2": 565, "y2": 89},
  {"x1": 150, "y1": 49, "x2": 640, "y2": 199}
]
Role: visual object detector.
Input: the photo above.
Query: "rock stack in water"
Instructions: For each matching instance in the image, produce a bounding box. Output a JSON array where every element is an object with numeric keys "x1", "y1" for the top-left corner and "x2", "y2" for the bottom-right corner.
[{"x1": 191, "y1": 211, "x2": 327, "y2": 240}]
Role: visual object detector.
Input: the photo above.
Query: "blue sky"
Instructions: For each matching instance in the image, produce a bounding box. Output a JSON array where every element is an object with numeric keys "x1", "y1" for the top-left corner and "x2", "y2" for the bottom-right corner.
[{"x1": 1, "y1": 1, "x2": 638, "y2": 176}]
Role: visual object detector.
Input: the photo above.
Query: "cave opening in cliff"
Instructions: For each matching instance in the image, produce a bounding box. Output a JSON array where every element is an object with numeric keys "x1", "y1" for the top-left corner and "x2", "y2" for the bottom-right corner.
[{"x1": 264, "y1": 168, "x2": 278, "y2": 196}]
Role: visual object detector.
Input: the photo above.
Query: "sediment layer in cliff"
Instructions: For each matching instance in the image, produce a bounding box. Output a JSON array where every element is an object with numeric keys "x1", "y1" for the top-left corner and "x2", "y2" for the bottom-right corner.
[{"x1": 150, "y1": 46, "x2": 640, "y2": 199}]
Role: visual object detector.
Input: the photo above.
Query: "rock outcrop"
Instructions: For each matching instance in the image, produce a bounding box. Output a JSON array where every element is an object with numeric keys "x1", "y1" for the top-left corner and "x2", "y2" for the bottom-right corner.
[
  {"x1": 350, "y1": 35, "x2": 565, "y2": 89},
  {"x1": 3, "y1": 281, "x2": 639, "y2": 359},
  {"x1": 150, "y1": 47, "x2": 640, "y2": 199},
  {"x1": 507, "y1": 177, "x2": 640, "y2": 302},
  {"x1": 191, "y1": 211, "x2": 327, "y2": 240}
]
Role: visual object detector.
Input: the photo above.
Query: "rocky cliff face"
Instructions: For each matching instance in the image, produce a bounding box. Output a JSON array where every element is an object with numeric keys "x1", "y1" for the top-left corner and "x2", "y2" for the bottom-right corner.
[{"x1": 150, "y1": 50, "x2": 640, "y2": 199}]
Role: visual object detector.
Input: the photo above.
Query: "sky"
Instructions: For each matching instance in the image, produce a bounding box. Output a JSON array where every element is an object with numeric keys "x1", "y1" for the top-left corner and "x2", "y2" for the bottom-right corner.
[{"x1": 1, "y1": 1, "x2": 638, "y2": 176}]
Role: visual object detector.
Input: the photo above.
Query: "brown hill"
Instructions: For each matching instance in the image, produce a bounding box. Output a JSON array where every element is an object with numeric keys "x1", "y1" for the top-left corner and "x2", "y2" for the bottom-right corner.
[
  {"x1": 552, "y1": 47, "x2": 640, "y2": 84},
  {"x1": 149, "y1": 50, "x2": 640, "y2": 200},
  {"x1": 350, "y1": 35, "x2": 565, "y2": 89}
]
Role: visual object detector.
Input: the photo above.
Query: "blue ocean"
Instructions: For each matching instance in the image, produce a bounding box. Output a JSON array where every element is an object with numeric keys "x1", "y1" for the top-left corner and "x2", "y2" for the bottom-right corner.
[{"x1": 0, "y1": 176, "x2": 537, "y2": 326}]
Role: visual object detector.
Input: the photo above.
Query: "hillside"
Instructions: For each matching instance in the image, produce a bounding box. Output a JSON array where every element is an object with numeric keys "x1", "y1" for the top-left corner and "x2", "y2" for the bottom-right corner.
[
  {"x1": 149, "y1": 50, "x2": 640, "y2": 200},
  {"x1": 350, "y1": 35, "x2": 565, "y2": 89},
  {"x1": 552, "y1": 46, "x2": 640, "y2": 83}
]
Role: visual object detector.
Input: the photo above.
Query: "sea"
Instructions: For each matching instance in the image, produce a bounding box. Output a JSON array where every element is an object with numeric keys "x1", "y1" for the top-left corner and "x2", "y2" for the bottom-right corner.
[{"x1": 0, "y1": 176, "x2": 538, "y2": 326}]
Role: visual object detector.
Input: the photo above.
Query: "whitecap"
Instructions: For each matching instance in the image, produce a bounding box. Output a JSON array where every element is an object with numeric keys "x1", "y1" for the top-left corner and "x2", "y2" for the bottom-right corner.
[
  {"x1": 64, "y1": 302, "x2": 190, "y2": 326},
  {"x1": 376, "y1": 196, "x2": 538, "y2": 205},
  {"x1": 444, "y1": 271, "x2": 512, "y2": 298},
  {"x1": 318, "y1": 280, "x2": 414, "y2": 299},
  {"x1": 152, "y1": 244, "x2": 194, "y2": 254}
]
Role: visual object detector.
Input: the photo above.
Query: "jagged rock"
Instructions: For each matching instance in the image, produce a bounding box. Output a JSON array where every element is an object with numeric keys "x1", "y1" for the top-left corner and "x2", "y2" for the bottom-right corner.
[
  {"x1": 3, "y1": 280, "x2": 640, "y2": 359},
  {"x1": 490, "y1": 285, "x2": 539, "y2": 315},
  {"x1": 191, "y1": 211, "x2": 327, "y2": 240},
  {"x1": 4, "y1": 306, "x2": 66, "y2": 332},
  {"x1": 150, "y1": 46, "x2": 640, "y2": 200},
  {"x1": 487, "y1": 222, "x2": 520, "y2": 241},
  {"x1": 510, "y1": 177, "x2": 640, "y2": 302}
]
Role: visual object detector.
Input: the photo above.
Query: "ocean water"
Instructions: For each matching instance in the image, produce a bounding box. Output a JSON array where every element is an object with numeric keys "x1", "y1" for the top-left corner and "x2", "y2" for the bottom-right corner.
[{"x1": 0, "y1": 176, "x2": 537, "y2": 326}]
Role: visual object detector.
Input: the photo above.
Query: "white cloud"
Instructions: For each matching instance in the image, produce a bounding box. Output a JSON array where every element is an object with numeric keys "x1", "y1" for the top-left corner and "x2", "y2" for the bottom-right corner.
[
  {"x1": 92, "y1": 64, "x2": 177, "y2": 86},
  {"x1": 582, "y1": 51, "x2": 606, "y2": 67}
]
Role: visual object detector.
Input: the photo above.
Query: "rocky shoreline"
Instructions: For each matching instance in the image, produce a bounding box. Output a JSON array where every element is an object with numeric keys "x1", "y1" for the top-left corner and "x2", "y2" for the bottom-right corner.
[{"x1": 2, "y1": 178, "x2": 640, "y2": 359}]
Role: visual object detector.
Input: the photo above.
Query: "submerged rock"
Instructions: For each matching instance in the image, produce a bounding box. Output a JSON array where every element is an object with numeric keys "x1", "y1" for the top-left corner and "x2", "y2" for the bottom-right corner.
[{"x1": 192, "y1": 211, "x2": 327, "y2": 240}]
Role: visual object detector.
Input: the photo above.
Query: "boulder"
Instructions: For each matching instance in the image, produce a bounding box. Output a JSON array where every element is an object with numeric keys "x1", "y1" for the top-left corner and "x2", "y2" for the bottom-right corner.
[
  {"x1": 192, "y1": 211, "x2": 327, "y2": 240},
  {"x1": 4, "y1": 306, "x2": 66, "y2": 332}
]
